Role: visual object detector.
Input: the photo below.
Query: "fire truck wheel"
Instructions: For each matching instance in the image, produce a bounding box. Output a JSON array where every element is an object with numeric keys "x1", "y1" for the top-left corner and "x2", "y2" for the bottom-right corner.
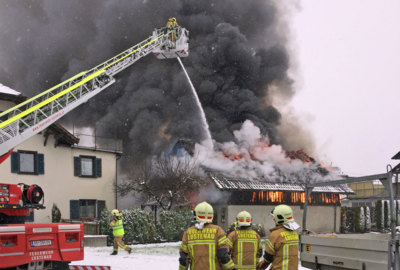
[{"x1": 51, "y1": 261, "x2": 69, "y2": 270}]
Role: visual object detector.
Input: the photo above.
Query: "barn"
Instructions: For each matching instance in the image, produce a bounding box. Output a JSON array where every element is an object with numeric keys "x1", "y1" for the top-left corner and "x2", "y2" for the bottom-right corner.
[{"x1": 205, "y1": 172, "x2": 353, "y2": 233}]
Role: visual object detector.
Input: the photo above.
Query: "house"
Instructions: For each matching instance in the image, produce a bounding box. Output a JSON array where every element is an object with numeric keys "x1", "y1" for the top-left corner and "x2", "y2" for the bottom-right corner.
[
  {"x1": 0, "y1": 86, "x2": 121, "y2": 223},
  {"x1": 204, "y1": 172, "x2": 353, "y2": 233},
  {"x1": 346, "y1": 152, "x2": 400, "y2": 207}
]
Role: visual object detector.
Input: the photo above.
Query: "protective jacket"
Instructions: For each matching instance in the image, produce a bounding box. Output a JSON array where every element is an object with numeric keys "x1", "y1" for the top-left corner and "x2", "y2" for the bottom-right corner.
[
  {"x1": 110, "y1": 218, "x2": 124, "y2": 236},
  {"x1": 179, "y1": 223, "x2": 236, "y2": 270},
  {"x1": 227, "y1": 227, "x2": 262, "y2": 269},
  {"x1": 262, "y1": 225, "x2": 299, "y2": 270},
  {"x1": 166, "y1": 20, "x2": 178, "y2": 28}
]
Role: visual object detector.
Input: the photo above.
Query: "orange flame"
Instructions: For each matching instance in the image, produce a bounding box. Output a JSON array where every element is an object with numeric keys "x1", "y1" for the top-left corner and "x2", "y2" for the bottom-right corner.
[{"x1": 251, "y1": 191, "x2": 340, "y2": 205}]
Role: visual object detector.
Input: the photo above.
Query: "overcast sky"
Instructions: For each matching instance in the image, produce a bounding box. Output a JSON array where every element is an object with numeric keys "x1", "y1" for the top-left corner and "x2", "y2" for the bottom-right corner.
[{"x1": 289, "y1": 0, "x2": 400, "y2": 176}]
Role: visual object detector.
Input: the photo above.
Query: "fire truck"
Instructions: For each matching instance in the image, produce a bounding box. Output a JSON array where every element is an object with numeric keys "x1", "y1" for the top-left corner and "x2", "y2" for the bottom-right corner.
[{"x1": 0, "y1": 20, "x2": 189, "y2": 270}]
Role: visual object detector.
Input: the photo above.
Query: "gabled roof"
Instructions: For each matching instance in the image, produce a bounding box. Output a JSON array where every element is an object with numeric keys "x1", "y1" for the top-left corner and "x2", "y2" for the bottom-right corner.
[
  {"x1": 392, "y1": 151, "x2": 400, "y2": 160},
  {"x1": 47, "y1": 122, "x2": 79, "y2": 146},
  {"x1": 0, "y1": 91, "x2": 26, "y2": 104},
  {"x1": 209, "y1": 173, "x2": 353, "y2": 194}
]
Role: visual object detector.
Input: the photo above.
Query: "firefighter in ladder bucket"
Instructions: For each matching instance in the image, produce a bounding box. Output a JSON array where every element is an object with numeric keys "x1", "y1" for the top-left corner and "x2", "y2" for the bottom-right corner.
[
  {"x1": 179, "y1": 201, "x2": 237, "y2": 270},
  {"x1": 256, "y1": 205, "x2": 300, "y2": 270},
  {"x1": 109, "y1": 209, "x2": 132, "y2": 255},
  {"x1": 227, "y1": 211, "x2": 262, "y2": 270},
  {"x1": 166, "y1": 17, "x2": 179, "y2": 48}
]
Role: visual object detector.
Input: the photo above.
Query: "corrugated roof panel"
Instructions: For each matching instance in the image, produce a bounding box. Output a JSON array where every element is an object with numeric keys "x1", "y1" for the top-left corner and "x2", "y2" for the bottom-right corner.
[{"x1": 208, "y1": 174, "x2": 353, "y2": 194}]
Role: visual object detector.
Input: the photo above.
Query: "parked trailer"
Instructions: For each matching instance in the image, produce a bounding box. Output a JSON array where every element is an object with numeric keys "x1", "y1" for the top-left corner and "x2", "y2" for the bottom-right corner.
[
  {"x1": 300, "y1": 167, "x2": 400, "y2": 270},
  {"x1": 301, "y1": 233, "x2": 399, "y2": 270}
]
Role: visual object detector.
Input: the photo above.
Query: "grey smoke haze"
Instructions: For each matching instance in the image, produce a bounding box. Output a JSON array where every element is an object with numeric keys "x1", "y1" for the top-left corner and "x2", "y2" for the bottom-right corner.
[{"x1": 0, "y1": 0, "x2": 314, "y2": 168}]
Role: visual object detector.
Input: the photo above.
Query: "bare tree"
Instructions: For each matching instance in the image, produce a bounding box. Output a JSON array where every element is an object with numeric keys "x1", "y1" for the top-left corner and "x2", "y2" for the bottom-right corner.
[{"x1": 117, "y1": 154, "x2": 204, "y2": 210}]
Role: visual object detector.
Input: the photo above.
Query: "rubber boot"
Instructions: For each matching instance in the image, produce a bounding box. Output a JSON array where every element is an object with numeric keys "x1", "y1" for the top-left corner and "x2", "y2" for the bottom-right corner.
[{"x1": 110, "y1": 251, "x2": 118, "y2": 255}]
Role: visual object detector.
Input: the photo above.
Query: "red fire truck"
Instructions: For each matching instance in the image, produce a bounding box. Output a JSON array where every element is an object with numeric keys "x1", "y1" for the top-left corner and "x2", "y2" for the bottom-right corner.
[{"x1": 0, "y1": 21, "x2": 189, "y2": 269}]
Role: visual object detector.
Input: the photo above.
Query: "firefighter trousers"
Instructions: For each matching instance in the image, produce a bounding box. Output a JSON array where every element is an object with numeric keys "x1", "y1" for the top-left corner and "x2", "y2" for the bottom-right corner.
[{"x1": 113, "y1": 235, "x2": 131, "y2": 253}]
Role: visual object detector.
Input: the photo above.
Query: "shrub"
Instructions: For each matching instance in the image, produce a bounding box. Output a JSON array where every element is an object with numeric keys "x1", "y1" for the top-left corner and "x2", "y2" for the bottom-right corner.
[
  {"x1": 340, "y1": 207, "x2": 347, "y2": 233},
  {"x1": 100, "y1": 207, "x2": 113, "y2": 245},
  {"x1": 121, "y1": 208, "x2": 157, "y2": 244},
  {"x1": 100, "y1": 207, "x2": 193, "y2": 245},
  {"x1": 51, "y1": 204, "x2": 62, "y2": 223},
  {"x1": 354, "y1": 207, "x2": 365, "y2": 233},
  {"x1": 397, "y1": 201, "x2": 400, "y2": 226},
  {"x1": 158, "y1": 209, "x2": 193, "y2": 242},
  {"x1": 384, "y1": 200, "x2": 389, "y2": 229},
  {"x1": 375, "y1": 200, "x2": 383, "y2": 230},
  {"x1": 341, "y1": 208, "x2": 355, "y2": 233},
  {"x1": 364, "y1": 206, "x2": 371, "y2": 232}
]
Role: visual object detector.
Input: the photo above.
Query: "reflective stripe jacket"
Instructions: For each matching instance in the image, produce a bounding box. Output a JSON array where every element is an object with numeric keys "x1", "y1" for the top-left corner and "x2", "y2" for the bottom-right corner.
[
  {"x1": 110, "y1": 218, "x2": 125, "y2": 236},
  {"x1": 179, "y1": 223, "x2": 235, "y2": 270},
  {"x1": 264, "y1": 225, "x2": 299, "y2": 270},
  {"x1": 227, "y1": 228, "x2": 262, "y2": 269}
]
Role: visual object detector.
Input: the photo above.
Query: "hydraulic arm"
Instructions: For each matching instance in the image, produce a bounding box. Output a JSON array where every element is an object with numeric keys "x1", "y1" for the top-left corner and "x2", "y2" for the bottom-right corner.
[{"x1": 0, "y1": 23, "x2": 189, "y2": 156}]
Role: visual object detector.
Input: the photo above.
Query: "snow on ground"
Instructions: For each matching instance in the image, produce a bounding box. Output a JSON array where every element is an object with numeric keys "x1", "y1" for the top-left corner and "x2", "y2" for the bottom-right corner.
[{"x1": 70, "y1": 242, "x2": 311, "y2": 270}]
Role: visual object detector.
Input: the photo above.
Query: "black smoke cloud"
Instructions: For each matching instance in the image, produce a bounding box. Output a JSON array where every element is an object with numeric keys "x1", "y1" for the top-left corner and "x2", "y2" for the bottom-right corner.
[{"x1": 0, "y1": 0, "x2": 307, "y2": 168}]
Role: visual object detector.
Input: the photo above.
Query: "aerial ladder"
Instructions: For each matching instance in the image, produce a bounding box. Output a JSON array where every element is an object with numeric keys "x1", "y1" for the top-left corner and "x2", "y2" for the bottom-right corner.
[
  {"x1": 0, "y1": 21, "x2": 188, "y2": 270},
  {"x1": 0, "y1": 23, "x2": 189, "y2": 157}
]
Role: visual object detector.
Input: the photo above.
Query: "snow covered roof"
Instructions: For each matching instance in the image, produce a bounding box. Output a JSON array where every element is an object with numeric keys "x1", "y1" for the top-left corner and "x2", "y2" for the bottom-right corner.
[
  {"x1": 209, "y1": 173, "x2": 353, "y2": 194},
  {"x1": 0, "y1": 83, "x2": 21, "y2": 96}
]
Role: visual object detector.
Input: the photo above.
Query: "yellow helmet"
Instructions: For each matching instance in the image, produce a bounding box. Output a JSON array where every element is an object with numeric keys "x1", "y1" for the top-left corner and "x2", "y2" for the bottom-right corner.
[
  {"x1": 236, "y1": 211, "x2": 252, "y2": 226},
  {"x1": 194, "y1": 201, "x2": 213, "y2": 223},
  {"x1": 111, "y1": 209, "x2": 121, "y2": 216},
  {"x1": 271, "y1": 204, "x2": 294, "y2": 224},
  {"x1": 172, "y1": 17, "x2": 176, "y2": 22}
]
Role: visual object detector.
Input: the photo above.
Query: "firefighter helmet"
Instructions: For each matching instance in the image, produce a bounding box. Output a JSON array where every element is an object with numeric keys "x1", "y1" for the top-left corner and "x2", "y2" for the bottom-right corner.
[
  {"x1": 271, "y1": 204, "x2": 295, "y2": 224},
  {"x1": 236, "y1": 211, "x2": 252, "y2": 226},
  {"x1": 111, "y1": 209, "x2": 121, "y2": 216},
  {"x1": 194, "y1": 201, "x2": 213, "y2": 223}
]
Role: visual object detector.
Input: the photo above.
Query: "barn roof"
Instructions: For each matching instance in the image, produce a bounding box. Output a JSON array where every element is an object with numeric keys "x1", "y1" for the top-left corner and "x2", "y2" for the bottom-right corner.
[{"x1": 209, "y1": 173, "x2": 353, "y2": 194}]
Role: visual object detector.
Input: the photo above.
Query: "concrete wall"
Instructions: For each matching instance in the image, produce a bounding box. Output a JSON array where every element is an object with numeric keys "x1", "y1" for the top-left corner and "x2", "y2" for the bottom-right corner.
[
  {"x1": 0, "y1": 131, "x2": 117, "y2": 223},
  {"x1": 218, "y1": 205, "x2": 340, "y2": 234}
]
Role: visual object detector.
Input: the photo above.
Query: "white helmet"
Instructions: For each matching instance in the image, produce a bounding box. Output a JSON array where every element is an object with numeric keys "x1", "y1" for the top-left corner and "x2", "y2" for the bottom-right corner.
[
  {"x1": 111, "y1": 209, "x2": 121, "y2": 217},
  {"x1": 236, "y1": 211, "x2": 252, "y2": 226},
  {"x1": 194, "y1": 201, "x2": 214, "y2": 223},
  {"x1": 271, "y1": 204, "x2": 294, "y2": 224}
]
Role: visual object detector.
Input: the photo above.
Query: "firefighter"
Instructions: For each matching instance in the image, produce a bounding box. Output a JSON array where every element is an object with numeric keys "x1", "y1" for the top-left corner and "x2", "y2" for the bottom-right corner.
[
  {"x1": 179, "y1": 201, "x2": 237, "y2": 270},
  {"x1": 227, "y1": 211, "x2": 262, "y2": 270},
  {"x1": 256, "y1": 205, "x2": 300, "y2": 270},
  {"x1": 109, "y1": 209, "x2": 132, "y2": 255},
  {"x1": 166, "y1": 17, "x2": 179, "y2": 47}
]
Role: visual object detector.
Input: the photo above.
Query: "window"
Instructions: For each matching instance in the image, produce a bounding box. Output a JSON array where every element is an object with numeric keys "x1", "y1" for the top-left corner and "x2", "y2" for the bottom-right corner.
[
  {"x1": 74, "y1": 155, "x2": 101, "y2": 178},
  {"x1": 79, "y1": 200, "x2": 96, "y2": 218},
  {"x1": 70, "y1": 200, "x2": 106, "y2": 220},
  {"x1": 11, "y1": 151, "x2": 44, "y2": 175}
]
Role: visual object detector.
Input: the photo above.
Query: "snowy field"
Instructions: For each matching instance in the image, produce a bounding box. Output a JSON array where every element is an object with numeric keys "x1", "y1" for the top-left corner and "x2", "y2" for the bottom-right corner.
[{"x1": 70, "y1": 242, "x2": 311, "y2": 270}]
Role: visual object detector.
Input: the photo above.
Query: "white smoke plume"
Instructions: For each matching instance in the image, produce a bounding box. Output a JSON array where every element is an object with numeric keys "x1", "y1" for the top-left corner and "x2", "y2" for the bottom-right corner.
[{"x1": 195, "y1": 120, "x2": 338, "y2": 183}]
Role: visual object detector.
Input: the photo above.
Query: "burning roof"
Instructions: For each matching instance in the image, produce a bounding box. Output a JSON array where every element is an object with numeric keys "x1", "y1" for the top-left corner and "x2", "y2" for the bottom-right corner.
[{"x1": 208, "y1": 172, "x2": 353, "y2": 194}]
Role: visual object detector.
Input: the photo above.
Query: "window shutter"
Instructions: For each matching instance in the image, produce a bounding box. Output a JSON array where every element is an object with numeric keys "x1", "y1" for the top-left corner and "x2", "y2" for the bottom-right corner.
[
  {"x1": 11, "y1": 152, "x2": 20, "y2": 173},
  {"x1": 96, "y1": 158, "x2": 102, "y2": 177},
  {"x1": 37, "y1": 153, "x2": 44, "y2": 174},
  {"x1": 74, "y1": 157, "x2": 81, "y2": 176},
  {"x1": 70, "y1": 200, "x2": 80, "y2": 220},
  {"x1": 97, "y1": 200, "x2": 106, "y2": 219}
]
